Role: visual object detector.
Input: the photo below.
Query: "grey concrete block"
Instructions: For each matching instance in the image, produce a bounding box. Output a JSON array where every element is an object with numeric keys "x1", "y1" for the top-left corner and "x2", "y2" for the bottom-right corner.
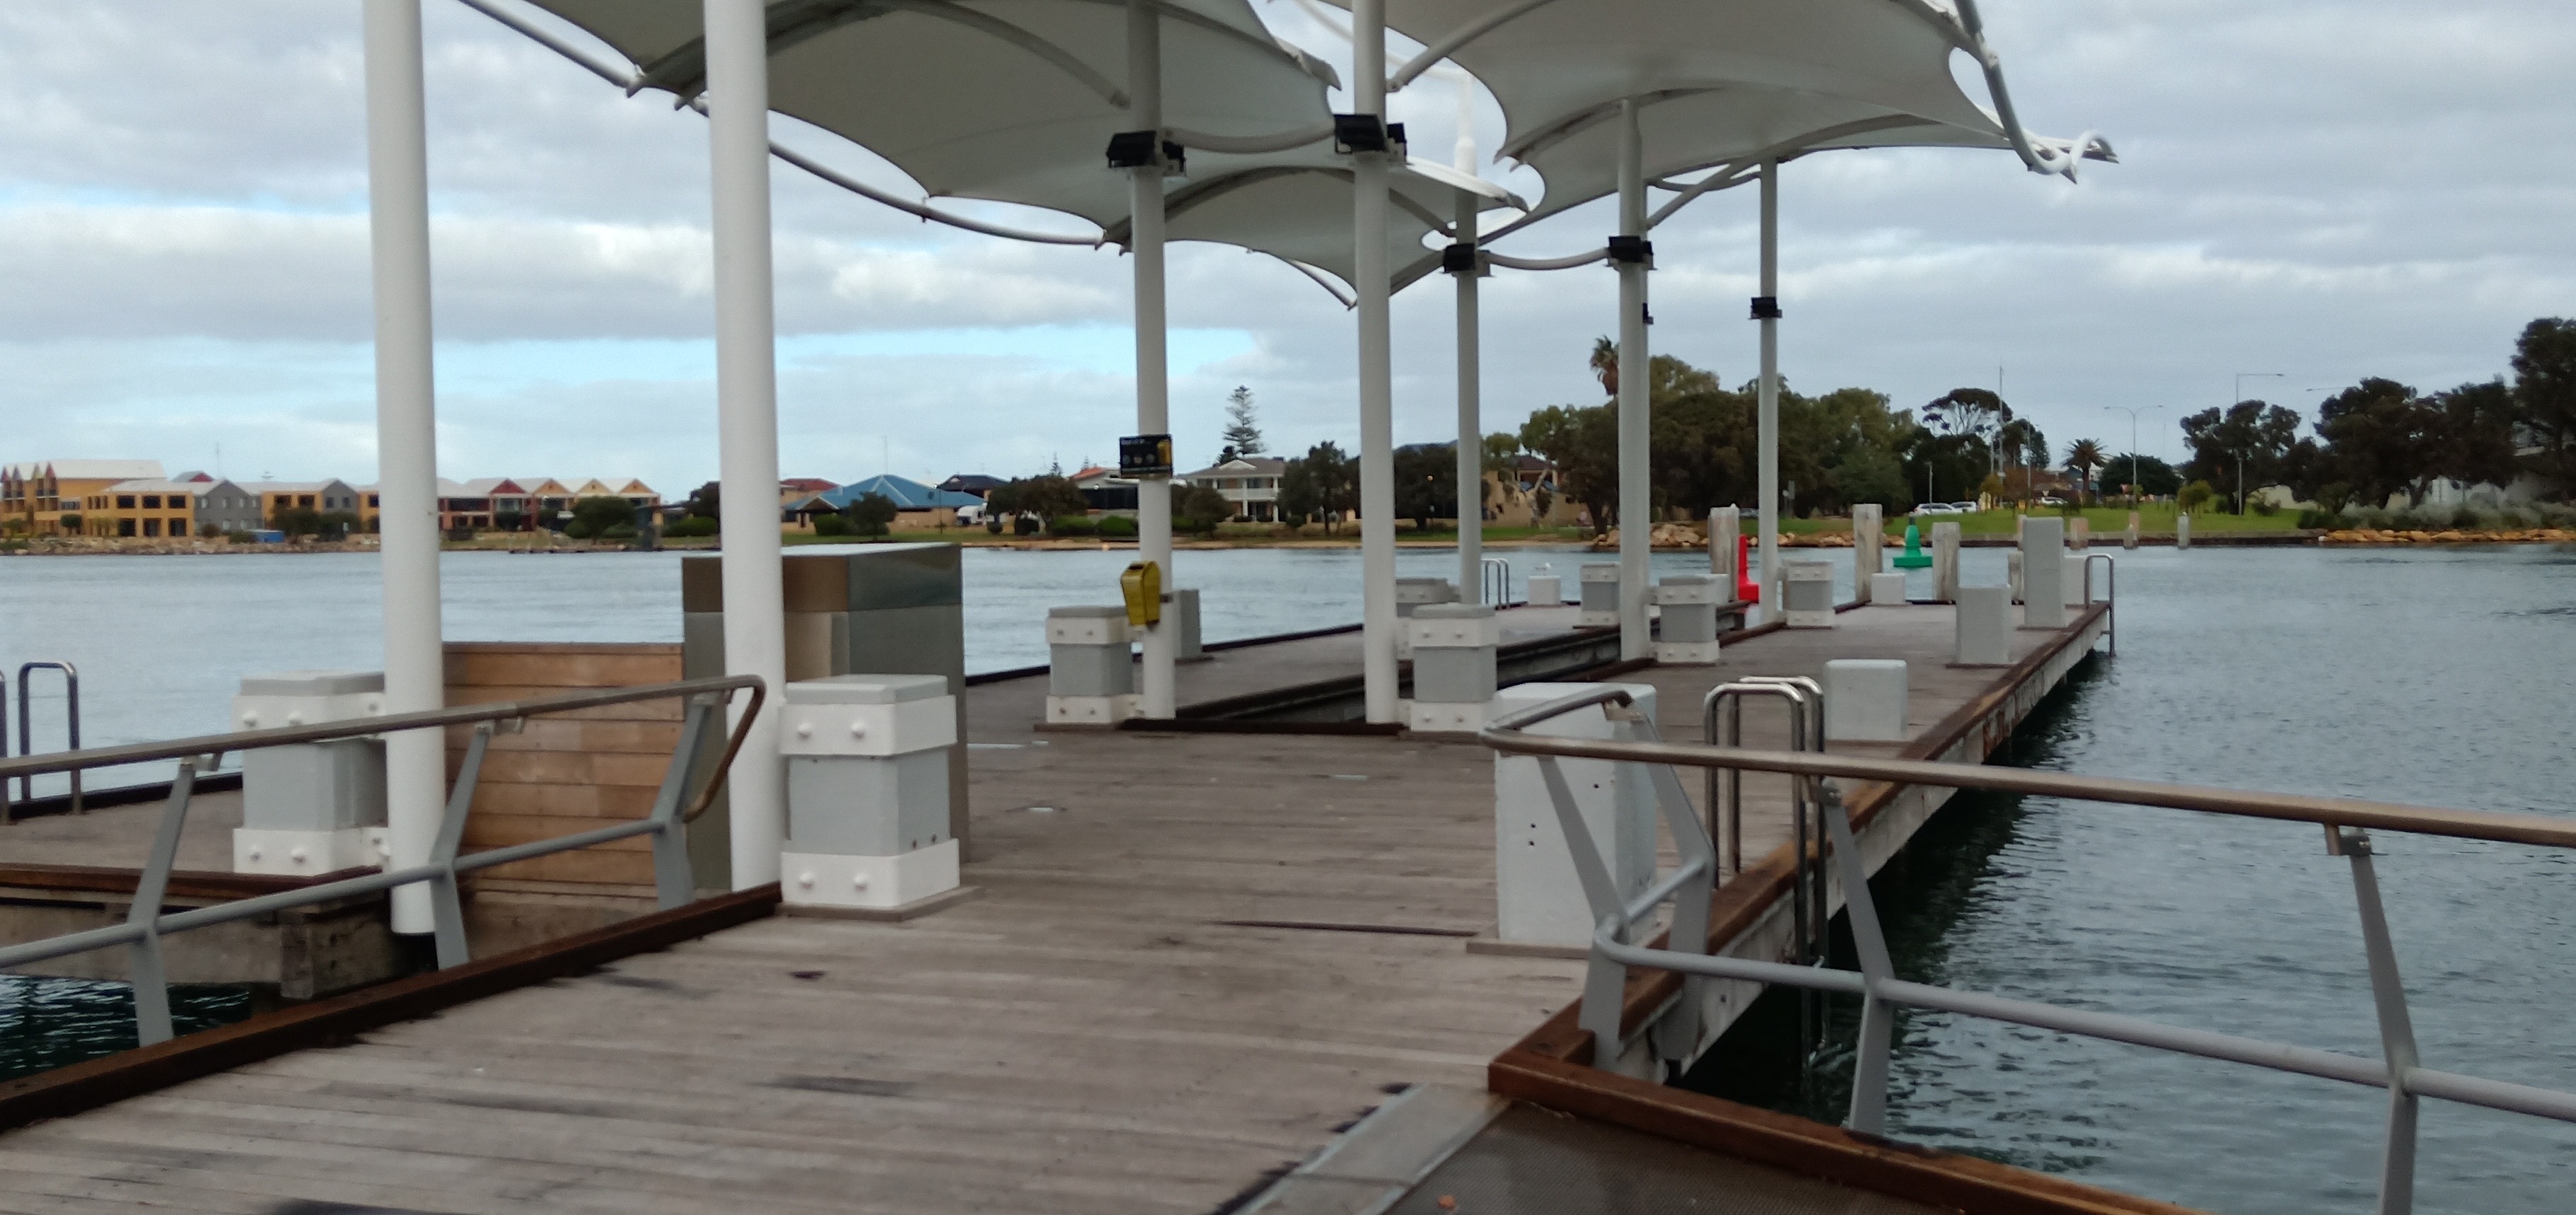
[{"x1": 1049, "y1": 642, "x2": 1133, "y2": 697}]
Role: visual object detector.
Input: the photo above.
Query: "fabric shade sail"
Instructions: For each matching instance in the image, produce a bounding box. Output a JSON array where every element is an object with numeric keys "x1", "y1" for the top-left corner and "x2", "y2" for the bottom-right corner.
[
  {"x1": 1108, "y1": 151, "x2": 1518, "y2": 296},
  {"x1": 520, "y1": 0, "x2": 1340, "y2": 227},
  {"x1": 1355, "y1": 0, "x2": 2106, "y2": 231}
]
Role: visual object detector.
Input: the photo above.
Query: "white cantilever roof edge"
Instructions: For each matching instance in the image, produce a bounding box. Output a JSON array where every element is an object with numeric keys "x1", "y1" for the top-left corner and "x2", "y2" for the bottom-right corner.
[
  {"x1": 466, "y1": 0, "x2": 1505, "y2": 298},
  {"x1": 1357, "y1": 0, "x2": 2108, "y2": 207}
]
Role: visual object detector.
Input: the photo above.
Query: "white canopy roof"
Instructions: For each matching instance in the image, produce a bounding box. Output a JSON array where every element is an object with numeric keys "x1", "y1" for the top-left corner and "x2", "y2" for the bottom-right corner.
[
  {"x1": 495, "y1": 1, "x2": 1512, "y2": 293},
  {"x1": 1354, "y1": 0, "x2": 2106, "y2": 220},
  {"x1": 1109, "y1": 151, "x2": 1518, "y2": 295},
  {"x1": 522, "y1": 0, "x2": 1339, "y2": 227}
]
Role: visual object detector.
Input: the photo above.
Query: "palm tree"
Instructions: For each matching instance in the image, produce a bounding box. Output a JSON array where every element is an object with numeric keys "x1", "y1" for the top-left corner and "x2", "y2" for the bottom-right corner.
[
  {"x1": 2063, "y1": 438, "x2": 2107, "y2": 504},
  {"x1": 1589, "y1": 336, "x2": 1618, "y2": 400}
]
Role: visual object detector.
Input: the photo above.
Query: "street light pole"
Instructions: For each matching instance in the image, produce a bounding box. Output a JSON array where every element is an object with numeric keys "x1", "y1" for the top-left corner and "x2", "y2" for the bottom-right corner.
[
  {"x1": 2101, "y1": 405, "x2": 2163, "y2": 501},
  {"x1": 2231, "y1": 372, "x2": 2284, "y2": 514}
]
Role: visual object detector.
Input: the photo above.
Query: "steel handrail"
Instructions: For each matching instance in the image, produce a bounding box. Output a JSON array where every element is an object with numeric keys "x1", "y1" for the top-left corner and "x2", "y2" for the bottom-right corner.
[
  {"x1": 0, "y1": 674, "x2": 765, "y2": 828},
  {"x1": 0, "y1": 673, "x2": 765, "y2": 1047},
  {"x1": 1476, "y1": 731, "x2": 2576, "y2": 849},
  {"x1": 11, "y1": 661, "x2": 81, "y2": 817},
  {"x1": 1479, "y1": 718, "x2": 2576, "y2": 1215}
]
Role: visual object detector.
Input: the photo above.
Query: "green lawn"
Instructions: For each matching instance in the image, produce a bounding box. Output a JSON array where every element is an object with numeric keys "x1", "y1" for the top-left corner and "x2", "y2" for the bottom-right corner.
[{"x1": 1889, "y1": 504, "x2": 2299, "y2": 535}]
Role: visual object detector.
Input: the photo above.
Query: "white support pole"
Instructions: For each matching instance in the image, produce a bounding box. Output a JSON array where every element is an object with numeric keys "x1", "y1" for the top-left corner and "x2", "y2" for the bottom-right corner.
[
  {"x1": 1128, "y1": 0, "x2": 1176, "y2": 719},
  {"x1": 704, "y1": 0, "x2": 787, "y2": 888},
  {"x1": 1353, "y1": 0, "x2": 1398, "y2": 723},
  {"x1": 1615, "y1": 100, "x2": 1649, "y2": 660},
  {"x1": 1756, "y1": 158, "x2": 1781, "y2": 624},
  {"x1": 1454, "y1": 189, "x2": 1483, "y2": 603},
  {"x1": 362, "y1": 0, "x2": 443, "y2": 935}
]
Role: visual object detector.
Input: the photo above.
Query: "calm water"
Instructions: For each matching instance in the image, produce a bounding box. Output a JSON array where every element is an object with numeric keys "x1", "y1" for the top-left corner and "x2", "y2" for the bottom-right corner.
[{"x1": 1701, "y1": 544, "x2": 2576, "y2": 1214}]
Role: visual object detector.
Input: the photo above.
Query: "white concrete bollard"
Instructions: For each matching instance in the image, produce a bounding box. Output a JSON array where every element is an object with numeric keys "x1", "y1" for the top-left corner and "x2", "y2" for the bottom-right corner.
[
  {"x1": 1852, "y1": 504, "x2": 1884, "y2": 602},
  {"x1": 1171, "y1": 586, "x2": 1205, "y2": 662},
  {"x1": 2176, "y1": 513, "x2": 2191, "y2": 551},
  {"x1": 1710, "y1": 506, "x2": 1740, "y2": 583},
  {"x1": 1526, "y1": 565, "x2": 1564, "y2": 606},
  {"x1": 1045, "y1": 605, "x2": 1137, "y2": 725},
  {"x1": 2007, "y1": 549, "x2": 2024, "y2": 601},
  {"x1": 781, "y1": 674, "x2": 960, "y2": 911},
  {"x1": 2021, "y1": 517, "x2": 2068, "y2": 627},
  {"x1": 1932, "y1": 521, "x2": 1962, "y2": 602},
  {"x1": 2125, "y1": 511, "x2": 2140, "y2": 551},
  {"x1": 1578, "y1": 563, "x2": 1620, "y2": 627},
  {"x1": 1955, "y1": 585, "x2": 2012, "y2": 665},
  {"x1": 1653, "y1": 574, "x2": 1722, "y2": 664},
  {"x1": 2063, "y1": 554, "x2": 2089, "y2": 607},
  {"x1": 1490, "y1": 681, "x2": 1657, "y2": 949},
  {"x1": 2070, "y1": 518, "x2": 2091, "y2": 550},
  {"x1": 1782, "y1": 559, "x2": 1836, "y2": 627},
  {"x1": 1823, "y1": 659, "x2": 1908, "y2": 742},
  {"x1": 1869, "y1": 571, "x2": 1910, "y2": 605},
  {"x1": 233, "y1": 670, "x2": 388, "y2": 876},
  {"x1": 1406, "y1": 603, "x2": 1499, "y2": 733}
]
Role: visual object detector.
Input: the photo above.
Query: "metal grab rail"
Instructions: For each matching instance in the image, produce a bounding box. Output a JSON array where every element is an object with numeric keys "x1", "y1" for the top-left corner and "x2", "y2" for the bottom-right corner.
[
  {"x1": 1480, "y1": 555, "x2": 1513, "y2": 607},
  {"x1": 2082, "y1": 552, "x2": 2116, "y2": 653},
  {"x1": 1478, "y1": 705, "x2": 2576, "y2": 1215},
  {"x1": 0, "y1": 674, "x2": 766, "y2": 1047},
  {"x1": 1702, "y1": 676, "x2": 1828, "y2": 1066},
  {"x1": 9, "y1": 661, "x2": 81, "y2": 820}
]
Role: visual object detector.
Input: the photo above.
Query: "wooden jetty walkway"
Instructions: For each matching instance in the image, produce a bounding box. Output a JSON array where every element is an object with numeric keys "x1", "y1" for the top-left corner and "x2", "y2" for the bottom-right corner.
[{"x1": 0, "y1": 599, "x2": 2130, "y2": 1214}]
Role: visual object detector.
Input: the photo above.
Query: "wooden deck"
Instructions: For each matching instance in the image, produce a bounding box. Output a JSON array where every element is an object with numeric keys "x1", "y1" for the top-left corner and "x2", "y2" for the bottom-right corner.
[{"x1": 0, "y1": 603, "x2": 2107, "y2": 1214}]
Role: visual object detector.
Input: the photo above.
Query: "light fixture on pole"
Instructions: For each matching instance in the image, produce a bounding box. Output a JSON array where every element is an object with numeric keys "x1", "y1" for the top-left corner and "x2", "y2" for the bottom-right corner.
[
  {"x1": 2101, "y1": 405, "x2": 2162, "y2": 501},
  {"x1": 2231, "y1": 372, "x2": 2284, "y2": 514}
]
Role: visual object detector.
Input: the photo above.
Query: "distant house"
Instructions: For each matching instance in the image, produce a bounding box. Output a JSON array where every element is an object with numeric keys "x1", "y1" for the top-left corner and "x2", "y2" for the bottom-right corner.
[
  {"x1": 87, "y1": 477, "x2": 255, "y2": 540},
  {"x1": 789, "y1": 475, "x2": 987, "y2": 530},
  {"x1": 779, "y1": 477, "x2": 839, "y2": 506},
  {"x1": 938, "y1": 473, "x2": 1005, "y2": 499},
  {"x1": 1180, "y1": 456, "x2": 1288, "y2": 522},
  {"x1": 1068, "y1": 465, "x2": 1138, "y2": 513},
  {"x1": 238, "y1": 479, "x2": 365, "y2": 528}
]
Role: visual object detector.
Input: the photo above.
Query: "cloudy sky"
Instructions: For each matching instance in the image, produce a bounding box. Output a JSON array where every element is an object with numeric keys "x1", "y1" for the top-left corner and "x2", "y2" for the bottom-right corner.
[{"x1": 4, "y1": 1, "x2": 2570, "y2": 492}]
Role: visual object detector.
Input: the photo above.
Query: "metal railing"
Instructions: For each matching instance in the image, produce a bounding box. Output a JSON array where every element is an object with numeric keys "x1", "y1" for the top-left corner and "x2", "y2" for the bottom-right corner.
[
  {"x1": 1480, "y1": 556, "x2": 1513, "y2": 607},
  {"x1": 0, "y1": 674, "x2": 765, "y2": 1047},
  {"x1": 7, "y1": 661, "x2": 81, "y2": 820},
  {"x1": 2082, "y1": 552, "x2": 2116, "y2": 652},
  {"x1": 1482, "y1": 688, "x2": 2576, "y2": 1215},
  {"x1": 1702, "y1": 676, "x2": 1829, "y2": 1062}
]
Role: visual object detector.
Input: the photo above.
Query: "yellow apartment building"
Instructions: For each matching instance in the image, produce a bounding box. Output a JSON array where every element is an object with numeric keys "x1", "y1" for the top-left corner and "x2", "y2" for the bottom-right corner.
[{"x1": 3, "y1": 460, "x2": 168, "y2": 535}]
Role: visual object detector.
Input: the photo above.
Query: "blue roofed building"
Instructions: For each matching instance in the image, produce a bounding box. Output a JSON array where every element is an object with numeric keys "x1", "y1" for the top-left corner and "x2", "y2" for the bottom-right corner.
[{"x1": 788, "y1": 475, "x2": 985, "y2": 530}]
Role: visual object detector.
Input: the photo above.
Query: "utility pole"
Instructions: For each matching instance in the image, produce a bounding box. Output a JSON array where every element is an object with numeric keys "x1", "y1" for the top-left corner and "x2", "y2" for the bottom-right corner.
[
  {"x1": 2232, "y1": 372, "x2": 2284, "y2": 513},
  {"x1": 2102, "y1": 405, "x2": 2163, "y2": 500}
]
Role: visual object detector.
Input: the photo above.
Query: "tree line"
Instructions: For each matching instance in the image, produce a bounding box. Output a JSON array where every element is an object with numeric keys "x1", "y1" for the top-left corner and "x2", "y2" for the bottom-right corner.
[{"x1": 2180, "y1": 318, "x2": 2575, "y2": 512}]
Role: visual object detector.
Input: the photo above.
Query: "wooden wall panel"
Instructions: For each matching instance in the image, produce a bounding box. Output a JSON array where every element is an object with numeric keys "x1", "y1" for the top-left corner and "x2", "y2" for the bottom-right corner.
[{"x1": 443, "y1": 642, "x2": 686, "y2": 890}]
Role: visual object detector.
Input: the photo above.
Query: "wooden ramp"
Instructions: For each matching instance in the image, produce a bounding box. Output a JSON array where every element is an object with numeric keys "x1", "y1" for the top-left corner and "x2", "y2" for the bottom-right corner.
[{"x1": 0, "y1": 603, "x2": 2111, "y2": 1215}]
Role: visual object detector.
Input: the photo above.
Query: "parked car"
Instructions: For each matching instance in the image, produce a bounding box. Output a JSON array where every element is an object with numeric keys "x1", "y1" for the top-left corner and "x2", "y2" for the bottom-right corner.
[
  {"x1": 1913, "y1": 503, "x2": 1963, "y2": 516},
  {"x1": 2036, "y1": 495, "x2": 2067, "y2": 507},
  {"x1": 1949, "y1": 501, "x2": 1982, "y2": 513}
]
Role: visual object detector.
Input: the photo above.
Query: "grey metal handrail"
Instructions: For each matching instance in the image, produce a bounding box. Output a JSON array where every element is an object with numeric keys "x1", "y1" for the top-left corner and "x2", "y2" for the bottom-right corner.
[
  {"x1": 1702, "y1": 675, "x2": 1828, "y2": 1066},
  {"x1": 1480, "y1": 555, "x2": 1513, "y2": 607},
  {"x1": 2083, "y1": 552, "x2": 2116, "y2": 652},
  {"x1": 11, "y1": 661, "x2": 81, "y2": 818},
  {"x1": 1476, "y1": 717, "x2": 2576, "y2": 1215},
  {"x1": 0, "y1": 673, "x2": 765, "y2": 1047}
]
